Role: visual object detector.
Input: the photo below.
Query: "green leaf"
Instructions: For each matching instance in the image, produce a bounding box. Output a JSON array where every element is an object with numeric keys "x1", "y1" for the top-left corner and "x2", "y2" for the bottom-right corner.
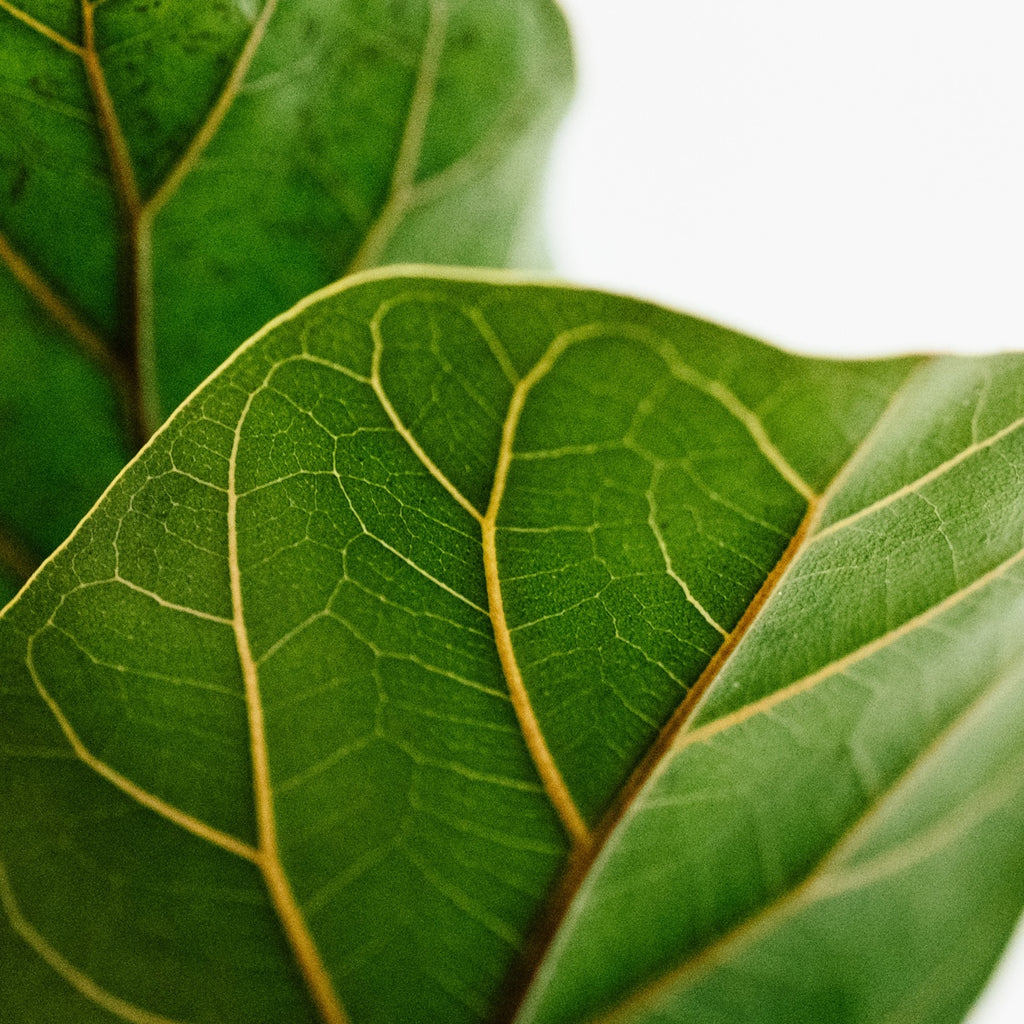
[
  {"x1": 0, "y1": 0, "x2": 572, "y2": 599},
  {"x1": 3, "y1": 269, "x2": 1023, "y2": 1024}
]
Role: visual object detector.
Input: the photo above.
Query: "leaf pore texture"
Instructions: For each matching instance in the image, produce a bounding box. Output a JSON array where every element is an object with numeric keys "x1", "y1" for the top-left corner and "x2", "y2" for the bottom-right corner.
[{"x1": 3, "y1": 271, "x2": 1024, "y2": 1024}]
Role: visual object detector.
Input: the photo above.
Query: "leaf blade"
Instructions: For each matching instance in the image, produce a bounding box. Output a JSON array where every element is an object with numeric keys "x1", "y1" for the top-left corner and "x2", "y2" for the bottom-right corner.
[
  {"x1": 3, "y1": 270, "x2": 1022, "y2": 1024},
  {"x1": 0, "y1": 0, "x2": 573, "y2": 587}
]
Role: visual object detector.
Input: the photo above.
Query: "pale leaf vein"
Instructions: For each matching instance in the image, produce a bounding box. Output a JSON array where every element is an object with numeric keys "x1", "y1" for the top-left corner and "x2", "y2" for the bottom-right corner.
[{"x1": 0, "y1": 860, "x2": 188, "y2": 1024}]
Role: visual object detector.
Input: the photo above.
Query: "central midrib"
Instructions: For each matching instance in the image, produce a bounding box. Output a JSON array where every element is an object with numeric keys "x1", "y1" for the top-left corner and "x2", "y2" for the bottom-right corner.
[
  {"x1": 491, "y1": 499, "x2": 821, "y2": 1024},
  {"x1": 494, "y1": 356, "x2": 934, "y2": 1024},
  {"x1": 82, "y1": 0, "x2": 283, "y2": 445}
]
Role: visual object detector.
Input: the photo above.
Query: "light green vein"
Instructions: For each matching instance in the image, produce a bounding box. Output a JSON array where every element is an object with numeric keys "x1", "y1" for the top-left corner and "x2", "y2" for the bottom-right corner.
[
  {"x1": 812, "y1": 410, "x2": 1024, "y2": 544},
  {"x1": 345, "y1": 0, "x2": 450, "y2": 273},
  {"x1": 110, "y1": 575, "x2": 234, "y2": 624},
  {"x1": 466, "y1": 307, "x2": 521, "y2": 385},
  {"x1": 144, "y1": 0, "x2": 280, "y2": 215},
  {"x1": 645, "y1": 485, "x2": 728, "y2": 637},
  {"x1": 369, "y1": 298, "x2": 483, "y2": 521},
  {"x1": 674, "y1": 545, "x2": 1024, "y2": 754},
  {"x1": 0, "y1": 859, "x2": 188, "y2": 1024},
  {"x1": 402, "y1": 844, "x2": 521, "y2": 947},
  {"x1": 584, "y1": 654, "x2": 1024, "y2": 1024}
]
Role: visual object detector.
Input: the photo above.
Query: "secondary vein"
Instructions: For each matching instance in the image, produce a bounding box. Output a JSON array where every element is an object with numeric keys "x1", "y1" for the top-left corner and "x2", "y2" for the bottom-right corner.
[
  {"x1": 145, "y1": 0, "x2": 280, "y2": 217},
  {"x1": 25, "y1": 632, "x2": 260, "y2": 863},
  {"x1": 676, "y1": 543, "x2": 1024, "y2": 754},
  {"x1": 0, "y1": 230, "x2": 118, "y2": 374},
  {"x1": 0, "y1": 0, "x2": 82, "y2": 55},
  {"x1": 811, "y1": 409, "x2": 1024, "y2": 544},
  {"x1": 483, "y1": 332, "x2": 594, "y2": 849},
  {"x1": 0, "y1": 860, "x2": 187, "y2": 1024},
  {"x1": 580, "y1": 652, "x2": 1024, "y2": 1024},
  {"x1": 82, "y1": 1, "x2": 140, "y2": 217},
  {"x1": 228, "y1": 393, "x2": 350, "y2": 1024},
  {"x1": 368, "y1": 303, "x2": 483, "y2": 522},
  {"x1": 344, "y1": 0, "x2": 449, "y2": 274}
]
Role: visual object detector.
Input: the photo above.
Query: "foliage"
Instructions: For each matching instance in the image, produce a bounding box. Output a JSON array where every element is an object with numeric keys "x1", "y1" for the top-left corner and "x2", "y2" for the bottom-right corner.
[
  {"x1": 2, "y1": 5, "x2": 1023, "y2": 1024},
  {"x1": 0, "y1": 0, "x2": 570, "y2": 601}
]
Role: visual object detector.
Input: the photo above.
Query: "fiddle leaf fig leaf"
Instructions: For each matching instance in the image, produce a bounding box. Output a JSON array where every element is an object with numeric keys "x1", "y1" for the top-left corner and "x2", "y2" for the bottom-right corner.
[
  {"x1": 3, "y1": 269, "x2": 1023, "y2": 1024},
  {"x1": 0, "y1": 0, "x2": 572, "y2": 600}
]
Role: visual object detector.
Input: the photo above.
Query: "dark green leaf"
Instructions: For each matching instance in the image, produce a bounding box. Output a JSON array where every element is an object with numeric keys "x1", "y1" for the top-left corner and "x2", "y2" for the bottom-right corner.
[
  {"x1": 0, "y1": 0, "x2": 572, "y2": 597},
  {"x1": 2, "y1": 270, "x2": 1022, "y2": 1024}
]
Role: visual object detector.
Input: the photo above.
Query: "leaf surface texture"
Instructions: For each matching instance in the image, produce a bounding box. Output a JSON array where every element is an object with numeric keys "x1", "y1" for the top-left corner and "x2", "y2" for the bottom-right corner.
[
  {"x1": 2, "y1": 271, "x2": 1023, "y2": 1024},
  {"x1": 0, "y1": 0, "x2": 572, "y2": 599}
]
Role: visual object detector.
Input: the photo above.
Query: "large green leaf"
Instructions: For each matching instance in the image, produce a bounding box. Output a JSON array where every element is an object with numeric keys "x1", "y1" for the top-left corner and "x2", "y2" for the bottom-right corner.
[
  {"x1": 3, "y1": 269, "x2": 1023, "y2": 1024},
  {"x1": 0, "y1": 0, "x2": 572, "y2": 602}
]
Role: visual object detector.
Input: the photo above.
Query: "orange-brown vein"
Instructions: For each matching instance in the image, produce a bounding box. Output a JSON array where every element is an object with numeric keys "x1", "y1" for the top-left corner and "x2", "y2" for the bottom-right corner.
[
  {"x1": 493, "y1": 357, "x2": 923, "y2": 1024},
  {"x1": 581, "y1": 642, "x2": 1024, "y2": 1024}
]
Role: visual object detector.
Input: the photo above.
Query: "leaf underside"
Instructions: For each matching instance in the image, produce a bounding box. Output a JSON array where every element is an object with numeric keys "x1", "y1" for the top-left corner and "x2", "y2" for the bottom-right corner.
[
  {"x1": 2, "y1": 270, "x2": 1024, "y2": 1024},
  {"x1": 0, "y1": 0, "x2": 572, "y2": 601}
]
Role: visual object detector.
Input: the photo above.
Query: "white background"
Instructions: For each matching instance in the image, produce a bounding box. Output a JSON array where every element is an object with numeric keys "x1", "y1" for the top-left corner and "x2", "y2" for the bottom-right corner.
[
  {"x1": 545, "y1": 2, "x2": 1024, "y2": 1020},
  {"x1": 547, "y1": 0, "x2": 1024, "y2": 359}
]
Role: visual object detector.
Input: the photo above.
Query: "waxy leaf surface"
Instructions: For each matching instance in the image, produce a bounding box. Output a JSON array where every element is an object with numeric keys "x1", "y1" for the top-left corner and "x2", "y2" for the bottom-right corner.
[
  {"x1": 2, "y1": 270, "x2": 1023, "y2": 1024},
  {"x1": 0, "y1": 0, "x2": 572, "y2": 600}
]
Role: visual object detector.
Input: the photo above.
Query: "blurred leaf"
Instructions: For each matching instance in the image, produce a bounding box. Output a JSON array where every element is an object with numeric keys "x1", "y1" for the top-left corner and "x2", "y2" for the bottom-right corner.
[
  {"x1": 2, "y1": 270, "x2": 1022, "y2": 1024},
  {"x1": 0, "y1": 0, "x2": 572, "y2": 598}
]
